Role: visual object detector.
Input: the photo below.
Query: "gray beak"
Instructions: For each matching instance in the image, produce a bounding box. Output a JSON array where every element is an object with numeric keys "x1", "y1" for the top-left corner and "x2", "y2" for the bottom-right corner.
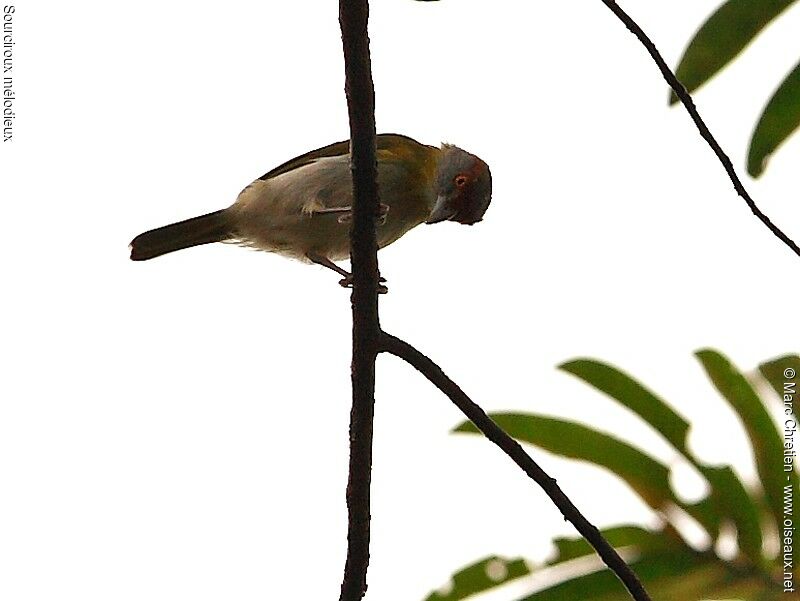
[{"x1": 426, "y1": 194, "x2": 456, "y2": 224}]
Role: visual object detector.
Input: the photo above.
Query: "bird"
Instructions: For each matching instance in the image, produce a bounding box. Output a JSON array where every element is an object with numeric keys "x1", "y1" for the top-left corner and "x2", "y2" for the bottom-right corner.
[{"x1": 129, "y1": 133, "x2": 492, "y2": 290}]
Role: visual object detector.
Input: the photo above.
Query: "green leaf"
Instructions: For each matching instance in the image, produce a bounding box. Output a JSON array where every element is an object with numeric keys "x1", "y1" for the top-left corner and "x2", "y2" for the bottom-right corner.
[
  {"x1": 758, "y1": 353, "x2": 800, "y2": 402},
  {"x1": 697, "y1": 464, "x2": 763, "y2": 562},
  {"x1": 516, "y1": 551, "x2": 724, "y2": 601},
  {"x1": 712, "y1": 576, "x2": 786, "y2": 600},
  {"x1": 454, "y1": 414, "x2": 674, "y2": 510},
  {"x1": 550, "y1": 526, "x2": 676, "y2": 565},
  {"x1": 747, "y1": 61, "x2": 800, "y2": 176},
  {"x1": 424, "y1": 555, "x2": 530, "y2": 601},
  {"x1": 517, "y1": 550, "x2": 780, "y2": 600},
  {"x1": 681, "y1": 497, "x2": 722, "y2": 540},
  {"x1": 559, "y1": 359, "x2": 690, "y2": 453},
  {"x1": 559, "y1": 360, "x2": 724, "y2": 536},
  {"x1": 670, "y1": 0, "x2": 798, "y2": 104},
  {"x1": 697, "y1": 350, "x2": 794, "y2": 540},
  {"x1": 557, "y1": 357, "x2": 763, "y2": 554}
]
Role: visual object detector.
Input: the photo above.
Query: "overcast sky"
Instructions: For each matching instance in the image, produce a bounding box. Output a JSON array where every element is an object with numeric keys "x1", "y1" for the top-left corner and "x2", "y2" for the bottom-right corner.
[{"x1": 3, "y1": 1, "x2": 800, "y2": 599}]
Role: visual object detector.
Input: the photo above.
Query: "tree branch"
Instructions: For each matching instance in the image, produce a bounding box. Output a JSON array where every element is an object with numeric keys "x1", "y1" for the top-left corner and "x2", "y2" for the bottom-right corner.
[
  {"x1": 379, "y1": 331, "x2": 653, "y2": 601},
  {"x1": 338, "y1": 0, "x2": 382, "y2": 599},
  {"x1": 597, "y1": 0, "x2": 800, "y2": 258}
]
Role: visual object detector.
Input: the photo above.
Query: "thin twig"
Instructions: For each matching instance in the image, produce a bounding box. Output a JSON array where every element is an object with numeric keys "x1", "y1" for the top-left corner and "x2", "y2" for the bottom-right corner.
[
  {"x1": 338, "y1": 0, "x2": 382, "y2": 599},
  {"x1": 380, "y1": 331, "x2": 653, "y2": 601},
  {"x1": 598, "y1": 0, "x2": 800, "y2": 258}
]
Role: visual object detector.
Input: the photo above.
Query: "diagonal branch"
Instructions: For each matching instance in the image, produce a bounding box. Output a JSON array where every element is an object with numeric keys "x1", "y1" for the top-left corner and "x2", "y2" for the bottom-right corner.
[
  {"x1": 597, "y1": 0, "x2": 800, "y2": 258},
  {"x1": 338, "y1": 0, "x2": 382, "y2": 600},
  {"x1": 379, "y1": 331, "x2": 653, "y2": 601}
]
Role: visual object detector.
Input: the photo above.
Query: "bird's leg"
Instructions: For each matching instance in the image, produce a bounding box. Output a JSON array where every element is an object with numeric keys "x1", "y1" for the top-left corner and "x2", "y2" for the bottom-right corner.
[
  {"x1": 311, "y1": 206, "x2": 355, "y2": 225},
  {"x1": 313, "y1": 206, "x2": 352, "y2": 219},
  {"x1": 313, "y1": 204, "x2": 390, "y2": 225},
  {"x1": 307, "y1": 253, "x2": 351, "y2": 278},
  {"x1": 306, "y1": 253, "x2": 388, "y2": 294}
]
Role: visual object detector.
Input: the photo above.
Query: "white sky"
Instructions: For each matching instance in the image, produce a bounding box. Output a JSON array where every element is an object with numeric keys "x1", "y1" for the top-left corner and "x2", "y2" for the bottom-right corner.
[{"x1": 2, "y1": 1, "x2": 800, "y2": 599}]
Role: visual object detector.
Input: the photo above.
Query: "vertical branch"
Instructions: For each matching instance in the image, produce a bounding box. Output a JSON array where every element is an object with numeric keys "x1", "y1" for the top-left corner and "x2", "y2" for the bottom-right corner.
[{"x1": 339, "y1": 0, "x2": 381, "y2": 600}]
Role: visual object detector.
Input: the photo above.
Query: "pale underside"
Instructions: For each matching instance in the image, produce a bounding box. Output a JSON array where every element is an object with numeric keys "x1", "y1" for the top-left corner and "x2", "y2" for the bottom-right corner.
[{"x1": 227, "y1": 154, "x2": 434, "y2": 262}]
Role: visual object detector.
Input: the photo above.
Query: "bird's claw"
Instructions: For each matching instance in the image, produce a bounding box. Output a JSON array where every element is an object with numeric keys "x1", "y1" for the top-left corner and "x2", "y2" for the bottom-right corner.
[
  {"x1": 338, "y1": 275, "x2": 388, "y2": 294},
  {"x1": 377, "y1": 203, "x2": 389, "y2": 225}
]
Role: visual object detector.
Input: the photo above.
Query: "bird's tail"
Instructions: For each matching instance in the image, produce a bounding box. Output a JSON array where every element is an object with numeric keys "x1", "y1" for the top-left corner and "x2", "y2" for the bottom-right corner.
[{"x1": 130, "y1": 209, "x2": 233, "y2": 261}]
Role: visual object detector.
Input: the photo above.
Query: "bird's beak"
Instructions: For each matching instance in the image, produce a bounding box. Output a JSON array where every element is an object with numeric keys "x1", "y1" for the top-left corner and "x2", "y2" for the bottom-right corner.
[{"x1": 426, "y1": 194, "x2": 456, "y2": 224}]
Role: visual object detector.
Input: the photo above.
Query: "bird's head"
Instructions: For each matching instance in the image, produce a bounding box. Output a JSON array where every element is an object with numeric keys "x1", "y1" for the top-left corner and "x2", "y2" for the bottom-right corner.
[{"x1": 427, "y1": 144, "x2": 492, "y2": 225}]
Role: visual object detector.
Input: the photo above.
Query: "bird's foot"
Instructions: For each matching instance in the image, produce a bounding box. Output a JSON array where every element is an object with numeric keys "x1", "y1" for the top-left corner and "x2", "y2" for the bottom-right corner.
[
  {"x1": 306, "y1": 253, "x2": 388, "y2": 293},
  {"x1": 377, "y1": 203, "x2": 389, "y2": 225},
  {"x1": 338, "y1": 274, "x2": 389, "y2": 294}
]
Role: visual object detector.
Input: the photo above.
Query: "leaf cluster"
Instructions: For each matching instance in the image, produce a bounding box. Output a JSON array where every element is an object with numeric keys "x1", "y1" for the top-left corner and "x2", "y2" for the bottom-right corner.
[
  {"x1": 426, "y1": 351, "x2": 799, "y2": 600},
  {"x1": 671, "y1": 1, "x2": 800, "y2": 176}
]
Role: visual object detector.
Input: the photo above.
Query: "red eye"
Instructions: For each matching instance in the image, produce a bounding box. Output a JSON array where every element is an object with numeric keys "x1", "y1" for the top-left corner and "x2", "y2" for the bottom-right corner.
[{"x1": 454, "y1": 175, "x2": 468, "y2": 188}]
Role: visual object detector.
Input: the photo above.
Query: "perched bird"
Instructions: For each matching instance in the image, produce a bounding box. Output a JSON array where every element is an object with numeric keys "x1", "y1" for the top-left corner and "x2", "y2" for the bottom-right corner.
[{"x1": 130, "y1": 134, "x2": 492, "y2": 289}]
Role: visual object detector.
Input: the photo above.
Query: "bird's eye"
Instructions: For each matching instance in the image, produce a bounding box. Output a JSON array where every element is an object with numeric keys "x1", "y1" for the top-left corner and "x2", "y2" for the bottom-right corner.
[{"x1": 454, "y1": 175, "x2": 468, "y2": 188}]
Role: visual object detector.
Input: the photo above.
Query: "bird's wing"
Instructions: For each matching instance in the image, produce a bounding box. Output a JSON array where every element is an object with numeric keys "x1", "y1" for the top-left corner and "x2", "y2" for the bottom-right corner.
[
  {"x1": 300, "y1": 149, "x2": 413, "y2": 216},
  {"x1": 258, "y1": 140, "x2": 350, "y2": 181},
  {"x1": 258, "y1": 133, "x2": 427, "y2": 181}
]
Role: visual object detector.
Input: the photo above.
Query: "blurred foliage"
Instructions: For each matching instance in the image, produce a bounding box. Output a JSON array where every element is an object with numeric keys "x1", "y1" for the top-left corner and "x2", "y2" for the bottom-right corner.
[
  {"x1": 671, "y1": 1, "x2": 800, "y2": 176},
  {"x1": 425, "y1": 350, "x2": 797, "y2": 600}
]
